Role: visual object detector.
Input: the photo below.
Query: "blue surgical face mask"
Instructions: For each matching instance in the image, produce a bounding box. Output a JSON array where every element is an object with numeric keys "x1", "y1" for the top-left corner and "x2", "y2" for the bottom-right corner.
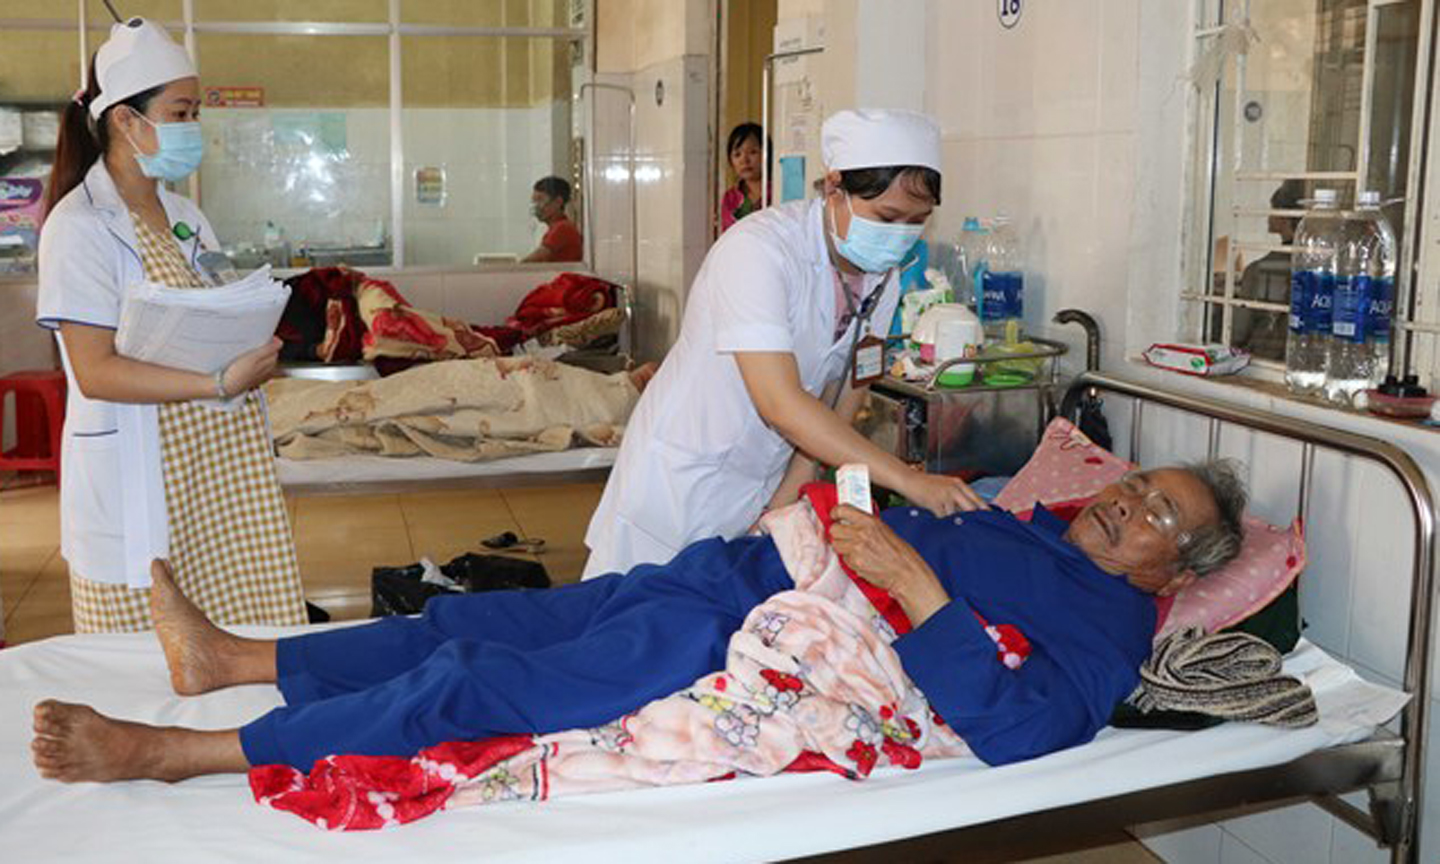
[
  {"x1": 829, "y1": 192, "x2": 925, "y2": 273},
  {"x1": 126, "y1": 112, "x2": 205, "y2": 182}
]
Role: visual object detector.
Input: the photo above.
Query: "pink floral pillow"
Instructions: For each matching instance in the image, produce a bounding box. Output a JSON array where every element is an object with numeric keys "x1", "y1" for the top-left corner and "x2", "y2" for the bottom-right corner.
[{"x1": 995, "y1": 417, "x2": 1305, "y2": 641}]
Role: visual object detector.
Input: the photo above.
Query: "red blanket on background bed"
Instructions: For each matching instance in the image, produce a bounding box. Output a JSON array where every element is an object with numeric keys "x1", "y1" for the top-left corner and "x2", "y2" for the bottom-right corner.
[{"x1": 505, "y1": 272, "x2": 617, "y2": 338}]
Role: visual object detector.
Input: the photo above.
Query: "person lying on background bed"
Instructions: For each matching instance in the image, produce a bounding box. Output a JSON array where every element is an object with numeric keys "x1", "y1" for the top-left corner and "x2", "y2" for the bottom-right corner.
[{"x1": 31, "y1": 461, "x2": 1246, "y2": 783}]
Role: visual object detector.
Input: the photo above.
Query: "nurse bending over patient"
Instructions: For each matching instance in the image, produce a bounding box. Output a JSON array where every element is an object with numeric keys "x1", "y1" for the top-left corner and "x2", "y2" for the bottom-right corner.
[
  {"x1": 584, "y1": 109, "x2": 985, "y2": 578},
  {"x1": 36, "y1": 18, "x2": 306, "y2": 632}
]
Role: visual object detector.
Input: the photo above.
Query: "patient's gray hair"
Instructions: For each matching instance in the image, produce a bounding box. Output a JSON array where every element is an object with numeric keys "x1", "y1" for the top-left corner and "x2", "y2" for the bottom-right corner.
[{"x1": 1177, "y1": 459, "x2": 1247, "y2": 577}]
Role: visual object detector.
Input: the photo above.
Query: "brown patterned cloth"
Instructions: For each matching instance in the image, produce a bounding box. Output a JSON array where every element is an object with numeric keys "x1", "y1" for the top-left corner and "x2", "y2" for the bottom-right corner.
[
  {"x1": 265, "y1": 357, "x2": 639, "y2": 462},
  {"x1": 1127, "y1": 627, "x2": 1318, "y2": 728},
  {"x1": 69, "y1": 214, "x2": 306, "y2": 633}
]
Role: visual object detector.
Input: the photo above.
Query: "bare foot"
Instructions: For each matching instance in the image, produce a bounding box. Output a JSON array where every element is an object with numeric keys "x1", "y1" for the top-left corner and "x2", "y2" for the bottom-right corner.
[
  {"x1": 628, "y1": 362, "x2": 658, "y2": 393},
  {"x1": 150, "y1": 559, "x2": 237, "y2": 696},
  {"x1": 32, "y1": 700, "x2": 248, "y2": 783}
]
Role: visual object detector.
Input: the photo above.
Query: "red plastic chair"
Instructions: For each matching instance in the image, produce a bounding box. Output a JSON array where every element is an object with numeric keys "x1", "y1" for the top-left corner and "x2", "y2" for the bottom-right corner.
[{"x1": 0, "y1": 370, "x2": 66, "y2": 483}]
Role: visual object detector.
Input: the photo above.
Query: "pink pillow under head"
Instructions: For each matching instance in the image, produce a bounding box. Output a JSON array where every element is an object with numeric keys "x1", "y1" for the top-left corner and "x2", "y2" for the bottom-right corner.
[{"x1": 995, "y1": 417, "x2": 1305, "y2": 641}]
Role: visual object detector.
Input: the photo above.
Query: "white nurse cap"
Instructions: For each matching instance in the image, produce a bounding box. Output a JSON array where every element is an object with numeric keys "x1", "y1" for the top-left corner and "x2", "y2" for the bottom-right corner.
[
  {"x1": 821, "y1": 109, "x2": 942, "y2": 173},
  {"x1": 89, "y1": 18, "x2": 197, "y2": 120}
]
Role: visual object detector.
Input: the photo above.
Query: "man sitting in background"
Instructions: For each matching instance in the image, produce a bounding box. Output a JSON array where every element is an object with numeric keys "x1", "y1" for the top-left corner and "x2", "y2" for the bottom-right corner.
[
  {"x1": 522, "y1": 176, "x2": 584, "y2": 263},
  {"x1": 31, "y1": 462, "x2": 1245, "y2": 781}
]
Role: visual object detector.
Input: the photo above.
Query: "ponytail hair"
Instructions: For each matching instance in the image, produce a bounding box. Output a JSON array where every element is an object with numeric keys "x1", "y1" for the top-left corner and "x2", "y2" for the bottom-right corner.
[{"x1": 42, "y1": 53, "x2": 164, "y2": 221}]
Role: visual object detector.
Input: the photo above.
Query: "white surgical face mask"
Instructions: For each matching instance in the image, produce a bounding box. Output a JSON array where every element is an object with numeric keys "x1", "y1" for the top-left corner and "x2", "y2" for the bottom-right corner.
[
  {"x1": 829, "y1": 193, "x2": 924, "y2": 273},
  {"x1": 124, "y1": 111, "x2": 205, "y2": 182}
]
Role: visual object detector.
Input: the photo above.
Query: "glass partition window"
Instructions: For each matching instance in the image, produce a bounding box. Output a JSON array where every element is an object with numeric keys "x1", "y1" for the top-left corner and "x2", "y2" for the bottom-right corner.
[
  {"x1": 196, "y1": 34, "x2": 392, "y2": 271},
  {"x1": 1185, "y1": 0, "x2": 1423, "y2": 374},
  {"x1": 0, "y1": 2, "x2": 590, "y2": 272},
  {"x1": 401, "y1": 35, "x2": 576, "y2": 267}
]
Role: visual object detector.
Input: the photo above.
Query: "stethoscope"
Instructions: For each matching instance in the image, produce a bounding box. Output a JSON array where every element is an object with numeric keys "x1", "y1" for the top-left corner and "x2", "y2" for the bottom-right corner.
[
  {"x1": 828, "y1": 273, "x2": 888, "y2": 409},
  {"x1": 175, "y1": 220, "x2": 239, "y2": 285},
  {"x1": 827, "y1": 239, "x2": 922, "y2": 409},
  {"x1": 173, "y1": 220, "x2": 202, "y2": 267}
]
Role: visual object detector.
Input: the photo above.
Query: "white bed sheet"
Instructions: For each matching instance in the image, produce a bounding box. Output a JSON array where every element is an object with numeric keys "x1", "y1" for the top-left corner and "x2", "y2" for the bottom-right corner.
[
  {"x1": 276, "y1": 447, "x2": 616, "y2": 488},
  {"x1": 0, "y1": 630, "x2": 1406, "y2": 864}
]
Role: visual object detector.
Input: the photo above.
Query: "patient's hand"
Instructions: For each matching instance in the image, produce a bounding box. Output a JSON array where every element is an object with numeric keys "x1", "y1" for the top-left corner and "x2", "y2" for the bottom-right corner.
[{"x1": 830, "y1": 505, "x2": 950, "y2": 626}]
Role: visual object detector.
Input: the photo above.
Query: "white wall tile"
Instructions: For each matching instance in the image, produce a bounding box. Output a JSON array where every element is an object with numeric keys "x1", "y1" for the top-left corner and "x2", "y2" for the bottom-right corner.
[
  {"x1": 925, "y1": 1, "x2": 984, "y2": 139},
  {"x1": 1135, "y1": 820, "x2": 1224, "y2": 863},
  {"x1": 1422, "y1": 696, "x2": 1440, "y2": 864},
  {"x1": 1219, "y1": 804, "x2": 1332, "y2": 864},
  {"x1": 975, "y1": 9, "x2": 1037, "y2": 140},
  {"x1": 1294, "y1": 448, "x2": 1359, "y2": 658},
  {"x1": 1219, "y1": 833, "x2": 1277, "y2": 864},
  {"x1": 1328, "y1": 818, "x2": 1391, "y2": 864},
  {"x1": 1098, "y1": 0, "x2": 1141, "y2": 133},
  {"x1": 1030, "y1": 0, "x2": 1103, "y2": 138},
  {"x1": 1346, "y1": 465, "x2": 1416, "y2": 682}
]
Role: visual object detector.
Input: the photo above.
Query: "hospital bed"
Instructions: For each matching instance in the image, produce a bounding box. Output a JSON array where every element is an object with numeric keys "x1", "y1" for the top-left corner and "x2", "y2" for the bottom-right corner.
[
  {"x1": 0, "y1": 372, "x2": 1428, "y2": 862},
  {"x1": 271, "y1": 268, "x2": 636, "y2": 497}
]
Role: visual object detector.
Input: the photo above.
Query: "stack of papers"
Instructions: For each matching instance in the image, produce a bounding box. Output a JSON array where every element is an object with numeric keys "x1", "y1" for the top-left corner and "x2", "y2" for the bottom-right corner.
[
  {"x1": 116, "y1": 265, "x2": 289, "y2": 372},
  {"x1": 116, "y1": 266, "x2": 290, "y2": 409}
]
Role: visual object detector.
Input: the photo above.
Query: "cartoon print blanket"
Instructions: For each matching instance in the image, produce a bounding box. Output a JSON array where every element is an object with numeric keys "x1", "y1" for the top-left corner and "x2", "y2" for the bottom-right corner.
[{"x1": 251, "y1": 497, "x2": 1017, "y2": 830}]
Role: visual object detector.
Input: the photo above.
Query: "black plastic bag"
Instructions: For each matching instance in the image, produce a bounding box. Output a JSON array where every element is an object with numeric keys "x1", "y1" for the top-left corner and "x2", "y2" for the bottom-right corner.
[
  {"x1": 442, "y1": 553, "x2": 550, "y2": 592},
  {"x1": 370, "y1": 554, "x2": 551, "y2": 617},
  {"x1": 370, "y1": 564, "x2": 461, "y2": 617}
]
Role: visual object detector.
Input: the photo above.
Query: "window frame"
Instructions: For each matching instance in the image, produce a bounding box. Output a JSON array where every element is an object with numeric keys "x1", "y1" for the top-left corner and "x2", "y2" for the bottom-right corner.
[
  {"x1": 1, "y1": 0, "x2": 595, "y2": 272},
  {"x1": 1181, "y1": 0, "x2": 1435, "y2": 384}
]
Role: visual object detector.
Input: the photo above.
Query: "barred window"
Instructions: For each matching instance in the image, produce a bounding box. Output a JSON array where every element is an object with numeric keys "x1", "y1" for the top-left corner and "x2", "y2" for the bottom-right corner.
[{"x1": 1183, "y1": 0, "x2": 1426, "y2": 382}]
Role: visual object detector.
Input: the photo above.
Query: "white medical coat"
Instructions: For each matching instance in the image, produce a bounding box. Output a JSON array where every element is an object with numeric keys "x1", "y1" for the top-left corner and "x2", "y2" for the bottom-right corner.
[
  {"x1": 583, "y1": 198, "x2": 900, "y2": 577},
  {"x1": 35, "y1": 160, "x2": 219, "y2": 587}
]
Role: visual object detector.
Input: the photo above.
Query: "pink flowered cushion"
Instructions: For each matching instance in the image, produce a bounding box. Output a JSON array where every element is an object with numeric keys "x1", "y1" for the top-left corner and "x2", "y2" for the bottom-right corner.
[{"x1": 995, "y1": 417, "x2": 1305, "y2": 642}]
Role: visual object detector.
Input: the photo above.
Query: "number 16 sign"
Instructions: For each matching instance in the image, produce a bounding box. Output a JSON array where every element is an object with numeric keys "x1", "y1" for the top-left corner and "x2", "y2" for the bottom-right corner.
[{"x1": 998, "y1": 0, "x2": 1022, "y2": 29}]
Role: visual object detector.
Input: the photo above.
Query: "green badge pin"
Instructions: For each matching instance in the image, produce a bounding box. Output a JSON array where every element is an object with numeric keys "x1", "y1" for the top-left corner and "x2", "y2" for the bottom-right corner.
[{"x1": 173, "y1": 221, "x2": 195, "y2": 241}]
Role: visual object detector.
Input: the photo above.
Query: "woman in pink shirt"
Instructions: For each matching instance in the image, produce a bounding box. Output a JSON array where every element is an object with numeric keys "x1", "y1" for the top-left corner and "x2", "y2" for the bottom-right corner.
[{"x1": 720, "y1": 123, "x2": 767, "y2": 233}]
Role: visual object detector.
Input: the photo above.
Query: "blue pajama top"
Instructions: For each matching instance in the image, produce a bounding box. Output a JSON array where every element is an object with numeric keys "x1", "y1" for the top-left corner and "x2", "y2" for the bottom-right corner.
[{"x1": 886, "y1": 505, "x2": 1156, "y2": 765}]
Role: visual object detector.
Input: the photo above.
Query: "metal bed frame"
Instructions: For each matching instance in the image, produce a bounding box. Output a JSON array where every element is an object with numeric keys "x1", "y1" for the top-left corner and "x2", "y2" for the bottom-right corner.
[
  {"x1": 802, "y1": 371, "x2": 1435, "y2": 863},
  {"x1": 279, "y1": 461, "x2": 613, "y2": 498}
]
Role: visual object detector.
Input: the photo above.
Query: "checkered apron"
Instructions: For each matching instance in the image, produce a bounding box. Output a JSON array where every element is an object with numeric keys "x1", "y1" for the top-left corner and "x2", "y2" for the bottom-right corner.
[{"x1": 69, "y1": 216, "x2": 307, "y2": 632}]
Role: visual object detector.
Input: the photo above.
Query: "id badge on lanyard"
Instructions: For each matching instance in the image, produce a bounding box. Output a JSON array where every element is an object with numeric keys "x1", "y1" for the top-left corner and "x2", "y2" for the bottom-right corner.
[
  {"x1": 852, "y1": 329, "x2": 884, "y2": 387},
  {"x1": 848, "y1": 281, "x2": 887, "y2": 388}
]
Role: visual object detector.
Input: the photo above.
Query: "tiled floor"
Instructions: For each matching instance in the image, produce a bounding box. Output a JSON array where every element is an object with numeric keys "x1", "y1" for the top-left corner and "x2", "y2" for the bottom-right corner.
[
  {"x1": 0, "y1": 474, "x2": 1157, "y2": 864},
  {"x1": 0, "y1": 476, "x2": 602, "y2": 642}
]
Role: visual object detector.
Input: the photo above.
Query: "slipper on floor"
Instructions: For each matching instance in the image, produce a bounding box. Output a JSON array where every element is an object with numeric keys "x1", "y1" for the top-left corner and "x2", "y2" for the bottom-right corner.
[{"x1": 481, "y1": 531, "x2": 546, "y2": 552}]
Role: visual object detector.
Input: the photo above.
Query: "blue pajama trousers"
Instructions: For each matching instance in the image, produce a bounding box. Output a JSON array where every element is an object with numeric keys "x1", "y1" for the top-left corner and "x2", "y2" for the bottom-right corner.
[{"x1": 239, "y1": 536, "x2": 790, "y2": 770}]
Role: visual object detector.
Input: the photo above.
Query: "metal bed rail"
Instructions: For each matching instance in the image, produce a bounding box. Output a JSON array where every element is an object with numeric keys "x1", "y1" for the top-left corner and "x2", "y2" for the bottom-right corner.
[
  {"x1": 821, "y1": 372, "x2": 1434, "y2": 863},
  {"x1": 1062, "y1": 372, "x2": 1434, "y2": 862}
]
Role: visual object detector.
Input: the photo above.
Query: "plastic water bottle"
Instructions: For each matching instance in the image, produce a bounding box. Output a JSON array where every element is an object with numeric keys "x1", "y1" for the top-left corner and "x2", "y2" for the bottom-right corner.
[
  {"x1": 1286, "y1": 189, "x2": 1342, "y2": 396},
  {"x1": 1326, "y1": 191, "x2": 1396, "y2": 405},
  {"x1": 980, "y1": 214, "x2": 1024, "y2": 341},
  {"x1": 957, "y1": 217, "x2": 988, "y2": 313}
]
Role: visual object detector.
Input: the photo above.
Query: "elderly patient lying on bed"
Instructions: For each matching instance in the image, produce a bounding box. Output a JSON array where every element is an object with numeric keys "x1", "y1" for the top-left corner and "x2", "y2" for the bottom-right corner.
[{"x1": 31, "y1": 462, "x2": 1245, "y2": 783}]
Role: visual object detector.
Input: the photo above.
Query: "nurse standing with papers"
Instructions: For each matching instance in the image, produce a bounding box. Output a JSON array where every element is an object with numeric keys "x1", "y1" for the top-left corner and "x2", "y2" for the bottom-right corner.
[{"x1": 35, "y1": 18, "x2": 306, "y2": 633}]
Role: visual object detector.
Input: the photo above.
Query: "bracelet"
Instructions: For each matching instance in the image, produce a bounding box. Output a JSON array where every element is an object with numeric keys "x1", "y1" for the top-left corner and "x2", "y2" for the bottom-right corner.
[{"x1": 214, "y1": 368, "x2": 230, "y2": 400}]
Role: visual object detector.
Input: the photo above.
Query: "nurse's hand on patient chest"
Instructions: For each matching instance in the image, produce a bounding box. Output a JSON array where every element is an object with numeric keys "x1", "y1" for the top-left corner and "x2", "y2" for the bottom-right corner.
[
  {"x1": 900, "y1": 473, "x2": 986, "y2": 518},
  {"x1": 222, "y1": 338, "x2": 283, "y2": 394},
  {"x1": 830, "y1": 505, "x2": 950, "y2": 625}
]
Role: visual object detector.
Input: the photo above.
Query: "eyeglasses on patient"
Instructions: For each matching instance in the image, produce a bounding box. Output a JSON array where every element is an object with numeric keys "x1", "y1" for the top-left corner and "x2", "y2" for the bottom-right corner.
[{"x1": 1117, "y1": 471, "x2": 1191, "y2": 547}]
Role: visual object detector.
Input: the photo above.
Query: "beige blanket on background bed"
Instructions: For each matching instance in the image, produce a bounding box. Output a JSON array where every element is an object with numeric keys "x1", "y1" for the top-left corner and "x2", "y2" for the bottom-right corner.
[{"x1": 264, "y1": 358, "x2": 639, "y2": 462}]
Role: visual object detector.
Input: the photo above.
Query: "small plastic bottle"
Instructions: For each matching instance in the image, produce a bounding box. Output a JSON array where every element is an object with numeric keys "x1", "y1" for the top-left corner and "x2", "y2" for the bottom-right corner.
[{"x1": 979, "y1": 214, "x2": 1024, "y2": 341}]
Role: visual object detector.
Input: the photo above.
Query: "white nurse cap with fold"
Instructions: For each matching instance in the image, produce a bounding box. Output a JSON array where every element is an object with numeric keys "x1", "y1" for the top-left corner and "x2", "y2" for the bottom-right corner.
[
  {"x1": 821, "y1": 109, "x2": 942, "y2": 173},
  {"x1": 89, "y1": 18, "x2": 197, "y2": 120}
]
